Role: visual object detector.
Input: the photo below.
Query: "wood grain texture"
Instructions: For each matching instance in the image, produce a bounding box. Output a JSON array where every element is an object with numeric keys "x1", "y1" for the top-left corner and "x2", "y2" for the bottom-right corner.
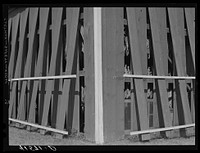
[
  {"x1": 8, "y1": 13, "x2": 20, "y2": 118},
  {"x1": 168, "y1": 8, "x2": 192, "y2": 135},
  {"x1": 84, "y1": 7, "x2": 95, "y2": 141},
  {"x1": 126, "y1": 7, "x2": 150, "y2": 141},
  {"x1": 149, "y1": 8, "x2": 172, "y2": 137},
  {"x1": 28, "y1": 8, "x2": 49, "y2": 124},
  {"x1": 9, "y1": 11, "x2": 26, "y2": 118},
  {"x1": 17, "y1": 8, "x2": 39, "y2": 121},
  {"x1": 101, "y1": 7, "x2": 124, "y2": 143},
  {"x1": 184, "y1": 8, "x2": 195, "y2": 71},
  {"x1": 41, "y1": 8, "x2": 63, "y2": 129},
  {"x1": 55, "y1": 8, "x2": 79, "y2": 137}
]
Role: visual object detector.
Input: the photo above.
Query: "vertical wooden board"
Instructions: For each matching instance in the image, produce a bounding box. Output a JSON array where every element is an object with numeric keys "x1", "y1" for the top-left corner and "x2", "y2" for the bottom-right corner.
[
  {"x1": 16, "y1": 9, "x2": 29, "y2": 121},
  {"x1": 126, "y1": 7, "x2": 150, "y2": 141},
  {"x1": 8, "y1": 14, "x2": 20, "y2": 118},
  {"x1": 184, "y1": 8, "x2": 195, "y2": 71},
  {"x1": 149, "y1": 8, "x2": 172, "y2": 137},
  {"x1": 51, "y1": 19, "x2": 63, "y2": 128},
  {"x1": 101, "y1": 7, "x2": 124, "y2": 142},
  {"x1": 8, "y1": 12, "x2": 24, "y2": 118},
  {"x1": 135, "y1": 8, "x2": 147, "y2": 75},
  {"x1": 191, "y1": 81, "x2": 195, "y2": 123},
  {"x1": 41, "y1": 8, "x2": 63, "y2": 128},
  {"x1": 168, "y1": 8, "x2": 192, "y2": 132},
  {"x1": 28, "y1": 8, "x2": 49, "y2": 124},
  {"x1": 153, "y1": 82, "x2": 159, "y2": 128},
  {"x1": 131, "y1": 80, "x2": 138, "y2": 131},
  {"x1": 156, "y1": 8, "x2": 168, "y2": 76},
  {"x1": 55, "y1": 8, "x2": 79, "y2": 136},
  {"x1": 71, "y1": 31, "x2": 80, "y2": 132},
  {"x1": 8, "y1": 13, "x2": 19, "y2": 80},
  {"x1": 38, "y1": 30, "x2": 50, "y2": 125},
  {"x1": 168, "y1": 8, "x2": 186, "y2": 75},
  {"x1": 84, "y1": 7, "x2": 95, "y2": 141},
  {"x1": 9, "y1": 82, "x2": 17, "y2": 118},
  {"x1": 17, "y1": 8, "x2": 39, "y2": 121},
  {"x1": 8, "y1": 15, "x2": 19, "y2": 120}
]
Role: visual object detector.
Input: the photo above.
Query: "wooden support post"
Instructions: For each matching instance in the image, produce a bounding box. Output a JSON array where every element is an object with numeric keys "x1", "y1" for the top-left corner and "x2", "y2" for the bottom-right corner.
[
  {"x1": 84, "y1": 8, "x2": 96, "y2": 142},
  {"x1": 101, "y1": 7, "x2": 124, "y2": 143},
  {"x1": 168, "y1": 8, "x2": 193, "y2": 136},
  {"x1": 149, "y1": 8, "x2": 172, "y2": 138},
  {"x1": 126, "y1": 7, "x2": 150, "y2": 141},
  {"x1": 93, "y1": 8, "x2": 104, "y2": 144}
]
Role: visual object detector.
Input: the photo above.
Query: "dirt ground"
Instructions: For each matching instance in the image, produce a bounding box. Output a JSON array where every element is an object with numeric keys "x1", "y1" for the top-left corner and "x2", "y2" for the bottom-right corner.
[{"x1": 8, "y1": 126, "x2": 195, "y2": 146}]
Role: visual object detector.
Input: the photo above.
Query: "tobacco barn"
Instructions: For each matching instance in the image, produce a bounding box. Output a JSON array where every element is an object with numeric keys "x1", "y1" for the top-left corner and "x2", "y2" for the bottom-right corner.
[{"x1": 8, "y1": 7, "x2": 195, "y2": 144}]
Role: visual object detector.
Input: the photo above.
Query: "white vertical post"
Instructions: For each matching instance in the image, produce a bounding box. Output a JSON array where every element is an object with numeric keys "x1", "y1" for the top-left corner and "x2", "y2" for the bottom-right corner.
[{"x1": 94, "y1": 7, "x2": 104, "y2": 144}]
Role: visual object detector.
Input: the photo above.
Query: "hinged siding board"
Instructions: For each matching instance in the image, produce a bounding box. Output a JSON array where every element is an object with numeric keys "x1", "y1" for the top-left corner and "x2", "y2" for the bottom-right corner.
[
  {"x1": 149, "y1": 8, "x2": 172, "y2": 137},
  {"x1": 126, "y1": 7, "x2": 150, "y2": 141},
  {"x1": 168, "y1": 8, "x2": 193, "y2": 136},
  {"x1": 41, "y1": 8, "x2": 63, "y2": 131},
  {"x1": 17, "y1": 8, "x2": 39, "y2": 121},
  {"x1": 55, "y1": 8, "x2": 79, "y2": 138},
  {"x1": 28, "y1": 8, "x2": 49, "y2": 125}
]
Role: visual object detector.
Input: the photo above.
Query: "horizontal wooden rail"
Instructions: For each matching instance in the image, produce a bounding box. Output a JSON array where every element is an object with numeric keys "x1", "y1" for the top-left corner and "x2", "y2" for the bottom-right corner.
[
  {"x1": 8, "y1": 75, "x2": 77, "y2": 82},
  {"x1": 123, "y1": 74, "x2": 195, "y2": 80},
  {"x1": 130, "y1": 123, "x2": 195, "y2": 136},
  {"x1": 9, "y1": 118, "x2": 68, "y2": 135}
]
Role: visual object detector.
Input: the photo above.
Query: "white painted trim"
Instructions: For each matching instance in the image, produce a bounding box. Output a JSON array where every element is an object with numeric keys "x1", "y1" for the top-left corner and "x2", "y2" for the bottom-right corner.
[
  {"x1": 94, "y1": 7, "x2": 104, "y2": 144},
  {"x1": 9, "y1": 118, "x2": 68, "y2": 135},
  {"x1": 123, "y1": 74, "x2": 195, "y2": 80},
  {"x1": 8, "y1": 75, "x2": 77, "y2": 81},
  {"x1": 130, "y1": 123, "x2": 195, "y2": 135}
]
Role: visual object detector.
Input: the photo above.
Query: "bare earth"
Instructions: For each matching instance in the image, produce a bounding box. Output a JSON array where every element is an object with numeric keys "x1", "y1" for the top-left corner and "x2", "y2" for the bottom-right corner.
[{"x1": 9, "y1": 126, "x2": 195, "y2": 146}]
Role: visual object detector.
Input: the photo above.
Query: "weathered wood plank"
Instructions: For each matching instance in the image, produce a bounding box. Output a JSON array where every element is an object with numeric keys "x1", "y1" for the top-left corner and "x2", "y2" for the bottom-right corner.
[
  {"x1": 40, "y1": 8, "x2": 63, "y2": 131},
  {"x1": 8, "y1": 13, "x2": 20, "y2": 80},
  {"x1": 28, "y1": 8, "x2": 49, "y2": 124},
  {"x1": 101, "y1": 7, "x2": 124, "y2": 143},
  {"x1": 168, "y1": 8, "x2": 193, "y2": 135},
  {"x1": 8, "y1": 14, "x2": 20, "y2": 118},
  {"x1": 8, "y1": 13, "x2": 20, "y2": 118},
  {"x1": 55, "y1": 8, "x2": 79, "y2": 137},
  {"x1": 71, "y1": 28, "x2": 80, "y2": 132},
  {"x1": 131, "y1": 80, "x2": 139, "y2": 131},
  {"x1": 149, "y1": 8, "x2": 172, "y2": 137},
  {"x1": 17, "y1": 8, "x2": 39, "y2": 121},
  {"x1": 84, "y1": 7, "x2": 95, "y2": 141},
  {"x1": 191, "y1": 80, "x2": 195, "y2": 123},
  {"x1": 16, "y1": 9, "x2": 29, "y2": 122},
  {"x1": 126, "y1": 7, "x2": 150, "y2": 141},
  {"x1": 184, "y1": 8, "x2": 195, "y2": 71}
]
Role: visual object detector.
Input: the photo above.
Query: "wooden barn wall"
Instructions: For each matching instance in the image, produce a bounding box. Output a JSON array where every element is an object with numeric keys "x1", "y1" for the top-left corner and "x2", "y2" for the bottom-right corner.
[{"x1": 8, "y1": 7, "x2": 195, "y2": 143}]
